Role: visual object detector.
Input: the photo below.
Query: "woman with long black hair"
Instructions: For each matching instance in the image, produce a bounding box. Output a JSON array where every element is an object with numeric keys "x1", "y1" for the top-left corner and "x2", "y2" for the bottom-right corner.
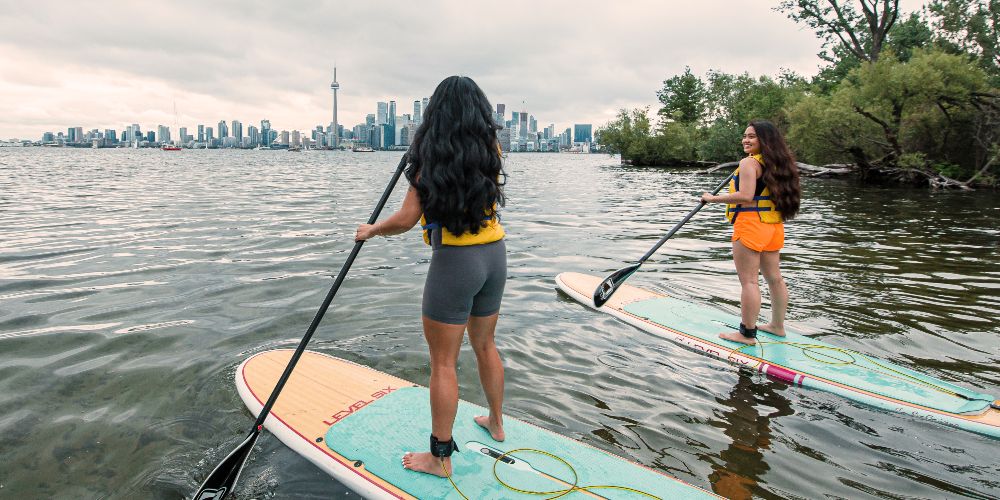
[
  {"x1": 355, "y1": 76, "x2": 507, "y2": 477},
  {"x1": 701, "y1": 119, "x2": 801, "y2": 345}
]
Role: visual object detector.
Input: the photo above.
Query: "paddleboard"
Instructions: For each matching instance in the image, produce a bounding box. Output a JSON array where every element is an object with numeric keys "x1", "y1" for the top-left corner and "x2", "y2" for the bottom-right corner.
[
  {"x1": 555, "y1": 272, "x2": 1000, "y2": 439},
  {"x1": 237, "y1": 349, "x2": 721, "y2": 499}
]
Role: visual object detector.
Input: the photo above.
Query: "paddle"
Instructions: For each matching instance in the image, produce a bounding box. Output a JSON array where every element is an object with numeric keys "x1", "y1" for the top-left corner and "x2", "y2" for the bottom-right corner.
[
  {"x1": 192, "y1": 152, "x2": 411, "y2": 500},
  {"x1": 592, "y1": 172, "x2": 735, "y2": 308}
]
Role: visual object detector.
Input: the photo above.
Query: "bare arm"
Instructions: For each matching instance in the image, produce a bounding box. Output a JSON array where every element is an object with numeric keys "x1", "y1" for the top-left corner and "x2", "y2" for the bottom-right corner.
[
  {"x1": 701, "y1": 157, "x2": 759, "y2": 204},
  {"x1": 355, "y1": 186, "x2": 423, "y2": 241}
]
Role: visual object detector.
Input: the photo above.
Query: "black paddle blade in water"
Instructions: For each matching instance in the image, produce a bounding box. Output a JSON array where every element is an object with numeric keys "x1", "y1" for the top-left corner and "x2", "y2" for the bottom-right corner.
[
  {"x1": 193, "y1": 430, "x2": 260, "y2": 500},
  {"x1": 593, "y1": 264, "x2": 640, "y2": 308}
]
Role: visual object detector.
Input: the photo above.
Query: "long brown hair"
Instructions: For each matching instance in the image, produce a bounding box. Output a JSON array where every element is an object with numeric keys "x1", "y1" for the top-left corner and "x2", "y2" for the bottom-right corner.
[{"x1": 749, "y1": 119, "x2": 800, "y2": 220}]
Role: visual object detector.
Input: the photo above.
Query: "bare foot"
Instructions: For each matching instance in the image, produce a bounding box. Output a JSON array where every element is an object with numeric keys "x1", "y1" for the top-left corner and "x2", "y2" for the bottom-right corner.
[
  {"x1": 401, "y1": 451, "x2": 451, "y2": 477},
  {"x1": 474, "y1": 415, "x2": 505, "y2": 442},
  {"x1": 759, "y1": 323, "x2": 786, "y2": 337},
  {"x1": 720, "y1": 331, "x2": 757, "y2": 345}
]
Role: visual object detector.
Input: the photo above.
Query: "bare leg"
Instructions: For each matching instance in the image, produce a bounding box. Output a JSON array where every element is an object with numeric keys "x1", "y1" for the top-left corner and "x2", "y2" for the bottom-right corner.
[
  {"x1": 402, "y1": 316, "x2": 466, "y2": 478},
  {"x1": 758, "y1": 250, "x2": 787, "y2": 337},
  {"x1": 720, "y1": 240, "x2": 762, "y2": 345},
  {"x1": 467, "y1": 313, "x2": 505, "y2": 441}
]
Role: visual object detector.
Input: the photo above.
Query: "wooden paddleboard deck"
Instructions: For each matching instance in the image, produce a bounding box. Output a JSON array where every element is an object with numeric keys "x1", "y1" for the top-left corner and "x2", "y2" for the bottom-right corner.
[
  {"x1": 238, "y1": 349, "x2": 721, "y2": 498},
  {"x1": 555, "y1": 272, "x2": 1000, "y2": 439}
]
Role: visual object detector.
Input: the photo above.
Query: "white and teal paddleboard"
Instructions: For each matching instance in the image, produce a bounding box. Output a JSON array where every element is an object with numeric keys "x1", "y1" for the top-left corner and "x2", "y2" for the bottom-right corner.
[
  {"x1": 555, "y1": 272, "x2": 1000, "y2": 440},
  {"x1": 237, "y1": 349, "x2": 720, "y2": 499}
]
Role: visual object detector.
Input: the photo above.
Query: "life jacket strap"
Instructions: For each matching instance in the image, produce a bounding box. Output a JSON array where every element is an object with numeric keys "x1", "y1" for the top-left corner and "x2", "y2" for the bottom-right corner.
[{"x1": 730, "y1": 206, "x2": 775, "y2": 213}]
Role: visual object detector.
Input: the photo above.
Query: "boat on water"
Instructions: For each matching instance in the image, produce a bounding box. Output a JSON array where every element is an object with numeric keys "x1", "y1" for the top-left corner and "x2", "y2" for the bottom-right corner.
[
  {"x1": 288, "y1": 145, "x2": 302, "y2": 152},
  {"x1": 351, "y1": 145, "x2": 375, "y2": 152},
  {"x1": 161, "y1": 145, "x2": 181, "y2": 151}
]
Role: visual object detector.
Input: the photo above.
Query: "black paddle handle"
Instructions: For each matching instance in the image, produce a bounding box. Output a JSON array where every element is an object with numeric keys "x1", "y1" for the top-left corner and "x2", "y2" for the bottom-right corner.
[
  {"x1": 637, "y1": 172, "x2": 734, "y2": 264},
  {"x1": 250, "y1": 153, "x2": 409, "y2": 430}
]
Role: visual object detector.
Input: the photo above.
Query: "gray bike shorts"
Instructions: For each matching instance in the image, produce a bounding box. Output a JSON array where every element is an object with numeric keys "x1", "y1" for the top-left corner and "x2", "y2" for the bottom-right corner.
[{"x1": 422, "y1": 238, "x2": 507, "y2": 325}]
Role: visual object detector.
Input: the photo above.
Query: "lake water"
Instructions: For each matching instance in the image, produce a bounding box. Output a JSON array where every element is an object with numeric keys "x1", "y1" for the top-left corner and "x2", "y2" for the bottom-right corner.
[{"x1": 1, "y1": 148, "x2": 998, "y2": 499}]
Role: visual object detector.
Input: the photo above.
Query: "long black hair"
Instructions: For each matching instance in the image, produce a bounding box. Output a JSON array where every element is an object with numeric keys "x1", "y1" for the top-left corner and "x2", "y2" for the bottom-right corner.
[
  {"x1": 749, "y1": 119, "x2": 800, "y2": 221},
  {"x1": 405, "y1": 76, "x2": 505, "y2": 236}
]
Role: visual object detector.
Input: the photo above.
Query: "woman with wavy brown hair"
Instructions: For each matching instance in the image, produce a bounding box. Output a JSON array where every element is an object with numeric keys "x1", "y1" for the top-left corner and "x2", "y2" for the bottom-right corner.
[
  {"x1": 701, "y1": 119, "x2": 801, "y2": 345},
  {"x1": 355, "y1": 75, "x2": 507, "y2": 477}
]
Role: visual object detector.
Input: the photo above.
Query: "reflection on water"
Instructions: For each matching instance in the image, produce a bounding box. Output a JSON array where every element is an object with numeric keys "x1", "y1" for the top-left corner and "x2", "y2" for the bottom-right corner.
[
  {"x1": 709, "y1": 373, "x2": 794, "y2": 500},
  {"x1": 0, "y1": 149, "x2": 997, "y2": 498}
]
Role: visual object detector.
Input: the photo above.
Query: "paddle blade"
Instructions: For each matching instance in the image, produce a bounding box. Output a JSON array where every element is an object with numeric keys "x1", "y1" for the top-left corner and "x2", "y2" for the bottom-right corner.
[
  {"x1": 193, "y1": 430, "x2": 260, "y2": 500},
  {"x1": 593, "y1": 264, "x2": 640, "y2": 308}
]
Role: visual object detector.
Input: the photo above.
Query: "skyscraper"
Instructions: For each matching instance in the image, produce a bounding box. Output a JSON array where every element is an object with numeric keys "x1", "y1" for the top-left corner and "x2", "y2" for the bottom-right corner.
[
  {"x1": 197, "y1": 124, "x2": 204, "y2": 143},
  {"x1": 158, "y1": 125, "x2": 171, "y2": 144},
  {"x1": 388, "y1": 100, "x2": 396, "y2": 147},
  {"x1": 330, "y1": 66, "x2": 340, "y2": 147},
  {"x1": 377, "y1": 102, "x2": 388, "y2": 125},
  {"x1": 261, "y1": 119, "x2": 271, "y2": 146},
  {"x1": 573, "y1": 124, "x2": 593, "y2": 144},
  {"x1": 232, "y1": 120, "x2": 243, "y2": 142},
  {"x1": 413, "y1": 100, "x2": 421, "y2": 124},
  {"x1": 218, "y1": 120, "x2": 229, "y2": 138}
]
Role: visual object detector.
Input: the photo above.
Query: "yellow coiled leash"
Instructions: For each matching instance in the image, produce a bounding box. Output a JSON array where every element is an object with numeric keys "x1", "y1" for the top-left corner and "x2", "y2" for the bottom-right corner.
[
  {"x1": 733, "y1": 338, "x2": 989, "y2": 403},
  {"x1": 442, "y1": 447, "x2": 661, "y2": 499}
]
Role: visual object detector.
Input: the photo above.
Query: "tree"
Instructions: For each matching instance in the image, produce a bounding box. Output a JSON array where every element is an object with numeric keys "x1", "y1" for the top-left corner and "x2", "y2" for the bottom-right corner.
[
  {"x1": 698, "y1": 71, "x2": 804, "y2": 161},
  {"x1": 778, "y1": 0, "x2": 900, "y2": 63},
  {"x1": 656, "y1": 67, "x2": 706, "y2": 125},
  {"x1": 787, "y1": 48, "x2": 994, "y2": 181},
  {"x1": 597, "y1": 108, "x2": 652, "y2": 157},
  {"x1": 927, "y1": 0, "x2": 1000, "y2": 80}
]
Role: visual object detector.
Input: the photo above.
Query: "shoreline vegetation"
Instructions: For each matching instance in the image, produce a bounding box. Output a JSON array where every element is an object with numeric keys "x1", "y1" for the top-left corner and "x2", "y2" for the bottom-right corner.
[{"x1": 600, "y1": 0, "x2": 1000, "y2": 189}]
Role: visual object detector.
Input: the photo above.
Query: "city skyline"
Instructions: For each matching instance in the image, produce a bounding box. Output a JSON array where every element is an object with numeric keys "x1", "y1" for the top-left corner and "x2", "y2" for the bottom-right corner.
[
  {"x1": 19, "y1": 67, "x2": 604, "y2": 147},
  {"x1": 0, "y1": 1, "x2": 926, "y2": 140},
  {"x1": 31, "y1": 88, "x2": 595, "y2": 152}
]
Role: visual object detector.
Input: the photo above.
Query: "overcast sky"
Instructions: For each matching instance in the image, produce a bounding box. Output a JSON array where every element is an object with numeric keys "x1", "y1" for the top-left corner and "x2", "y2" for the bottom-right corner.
[{"x1": 0, "y1": 1, "x2": 918, "y2": 140}]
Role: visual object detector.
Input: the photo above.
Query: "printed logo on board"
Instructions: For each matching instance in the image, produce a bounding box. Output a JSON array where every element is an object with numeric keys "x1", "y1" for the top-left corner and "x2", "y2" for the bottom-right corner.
[{"x1": 322, "y1": 386, "x2": 396, "y2": 425}]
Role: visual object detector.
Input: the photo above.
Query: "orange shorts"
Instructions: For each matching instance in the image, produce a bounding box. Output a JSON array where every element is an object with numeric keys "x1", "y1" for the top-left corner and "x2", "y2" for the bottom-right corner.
[{"x1": 732, "y1": 215, "x2": 784, "y2": 252}]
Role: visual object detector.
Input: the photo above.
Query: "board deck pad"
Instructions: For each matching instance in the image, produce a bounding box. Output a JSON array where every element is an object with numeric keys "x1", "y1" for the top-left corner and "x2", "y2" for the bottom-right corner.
[
  {"x1": 624, "y1": 296, "x2": 993, "y2": 415},
  {"x1": 325, "y1": 386, "x2": 715, "y2": 499}
]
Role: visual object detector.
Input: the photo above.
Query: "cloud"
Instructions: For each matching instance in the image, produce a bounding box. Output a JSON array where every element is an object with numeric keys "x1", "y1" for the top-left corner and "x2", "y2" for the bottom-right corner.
[{"x1": 0, "y1": 0, "x2": 828, "y2": 139}]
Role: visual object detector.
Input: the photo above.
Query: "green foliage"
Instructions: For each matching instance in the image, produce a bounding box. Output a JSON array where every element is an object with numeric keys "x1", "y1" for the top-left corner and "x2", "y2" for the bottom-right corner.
[
  {"x1": 786, "y1": 47, "x2": 991, "y2": 177},
  {"x1": 777, "y1": 0, "x2": 900, "y2": 63},
  {"x1": 887, "y1": 12, "x2": 935, "y2": 61},
  {"x1": 607, "y1": 1, "x2": 999, "y2": 186},
  {"x1": 657, "y1": 67, "x2": 706, "y2": 125},
  {"x1": 596, "y1": 108, "x2": 651, "y2": 156},
  {"x1": 927, "y1": 0, "x2": 1000, "y2": 81},
  {"x1": 811, "y1": 11, "x2": 932, "y2": 93},
  {"x1": 657, "y1": 121, "x2": 701, "y2": 160}
]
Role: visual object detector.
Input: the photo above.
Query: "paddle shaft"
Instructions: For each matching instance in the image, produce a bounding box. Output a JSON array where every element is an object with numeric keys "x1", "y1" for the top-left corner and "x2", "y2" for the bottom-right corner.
[
  {"x1": 194, "y1": 154, "x2": 409, "y2": 499},
  {"x1": 636, "y1": 172, "x2": 734, "y2": 264},
  {"x1": 251, "y1": 153, "x2": 409, "y2": 430}
]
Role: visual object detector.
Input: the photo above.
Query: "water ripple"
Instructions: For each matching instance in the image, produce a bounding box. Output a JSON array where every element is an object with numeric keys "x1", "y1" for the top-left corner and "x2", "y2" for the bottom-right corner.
[{"x1": 0, "y1": 149, "x2": 997, "y2": 498}]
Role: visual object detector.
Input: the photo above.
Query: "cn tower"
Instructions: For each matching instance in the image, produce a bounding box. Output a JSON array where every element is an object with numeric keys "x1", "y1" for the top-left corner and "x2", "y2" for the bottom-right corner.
[{"x1": 330, "y1": 66, "x2": 340, "y2": 147}]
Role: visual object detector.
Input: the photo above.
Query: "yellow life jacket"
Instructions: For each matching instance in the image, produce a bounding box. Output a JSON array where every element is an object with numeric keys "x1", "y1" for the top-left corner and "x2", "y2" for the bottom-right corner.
[
  {"x1": 420, "y1": 212, "x2": 504, "y2": 246},
  {"x1": 725, "y1": 154, "x2": 783, "y2": 224}
]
